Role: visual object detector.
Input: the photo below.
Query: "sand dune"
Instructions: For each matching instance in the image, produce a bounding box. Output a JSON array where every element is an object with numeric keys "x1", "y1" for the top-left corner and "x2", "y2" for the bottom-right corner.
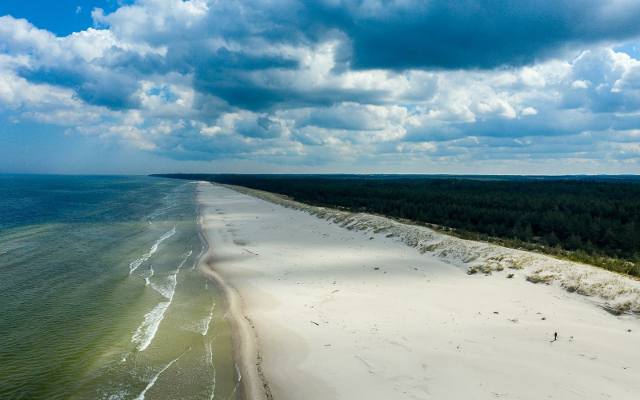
[{"x1": 198, "y1": 182, "x2": 639, "y2": 400}]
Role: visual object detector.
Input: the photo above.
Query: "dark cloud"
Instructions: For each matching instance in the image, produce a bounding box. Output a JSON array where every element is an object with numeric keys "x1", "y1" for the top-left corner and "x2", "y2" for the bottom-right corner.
[
  {"x1": 295, "y1": 104, "x2": 388, "y2": 131},
  {"x1": 14, "y1": 1, "x2": 640, "y2": 112},
  {"x1": 183, "y1": 0, "x2": 640, "y2": 112},
  {"x1": 300, "y1": 0, "x2": 640, "y2": 70},
  {"x1": 74, "y1": 73, "x2": 140, "y2": 110},
  {"x1": 192, "y1": 47, "x2": 299, "y2": 73},
  {"x1": 100, "y1": 48, "x2": 174, "y2": 75},
  {"x1": 403, "y1": 109, "x2": 609, "y2": 143},
  {"x1": 194, "y1": 72, "x2": 389, "y2": 111},
  {"x1": 18, "y1": 65, "x2": 140, "y2": 110},
  {"x1": 235, "y1": 115, "x2": 287, "y2": 138},
  {"x1": 18, "y1": 65, "x2": 85, "y2": 88}
]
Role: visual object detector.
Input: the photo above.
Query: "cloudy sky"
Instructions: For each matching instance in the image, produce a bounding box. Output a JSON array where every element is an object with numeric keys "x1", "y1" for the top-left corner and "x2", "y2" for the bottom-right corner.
[{"x1": 1, "y1": 0, "x2": 640, "y2": 174}]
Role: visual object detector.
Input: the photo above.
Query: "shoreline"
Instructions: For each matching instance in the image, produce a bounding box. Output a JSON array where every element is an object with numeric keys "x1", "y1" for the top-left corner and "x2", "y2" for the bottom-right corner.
[
  {"x1": 196, "y1": 184, "x2": 271, "y2": 400},
  {"x1": 196, "y1": 181, "x2": 640, "y2": 400}
]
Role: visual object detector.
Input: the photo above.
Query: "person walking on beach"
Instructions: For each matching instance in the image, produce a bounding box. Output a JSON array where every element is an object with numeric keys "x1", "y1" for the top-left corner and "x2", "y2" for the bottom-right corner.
[{"x1": 552, "y1": 332, "x2": 558, "y2": 342}]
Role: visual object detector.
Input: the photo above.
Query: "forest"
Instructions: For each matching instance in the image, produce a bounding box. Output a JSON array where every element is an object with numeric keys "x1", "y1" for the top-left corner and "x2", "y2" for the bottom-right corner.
[{"x1": 155, "y1": 174, "x2": 640, "y2": 276}]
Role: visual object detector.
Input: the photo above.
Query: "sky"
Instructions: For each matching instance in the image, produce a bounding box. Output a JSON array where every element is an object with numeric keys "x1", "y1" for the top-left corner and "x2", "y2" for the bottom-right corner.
[{"x1": 1, "y1": 1, "x2": 640, "y2": 175}]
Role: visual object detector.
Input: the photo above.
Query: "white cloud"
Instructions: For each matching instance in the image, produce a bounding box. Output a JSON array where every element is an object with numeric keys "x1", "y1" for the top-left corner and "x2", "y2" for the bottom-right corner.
[
  {"x1": 572, "y1": 80, "x2": 590, "y2": 89},
  {"x1": 1, "y1": 3, "x2": 640, "y2": 171}
]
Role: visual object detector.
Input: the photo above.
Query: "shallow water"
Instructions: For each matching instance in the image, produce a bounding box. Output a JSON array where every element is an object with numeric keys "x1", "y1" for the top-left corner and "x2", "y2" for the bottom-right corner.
[{"x1": 0, "y1": 175, "x2": 237, "y2": 400}]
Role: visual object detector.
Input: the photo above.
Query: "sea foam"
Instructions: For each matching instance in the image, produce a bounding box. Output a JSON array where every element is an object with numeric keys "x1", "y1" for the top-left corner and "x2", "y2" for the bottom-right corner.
[
  {"x1": 131, "y1": 301, "x2": 171, "y2": 352},
  {"x1": 132, "y1": 250, "x2": 192, "y2": 351},
  {"x1": 149, "y1": 273, "x2": 177, "y2": 300},
  {"x1": 134, "y1": 353, "x2": 184, "y2": 400},
  {"x1": 144, "y1": 265, "x2": 154, "y2": 286},
  {"x1": 205, "y1": 341, "x2": 216, "y2": 400},
  {"x1": 133, "y1": 273, "x2": 178, "y2": 351},
  {"x1": 200, "y1": 302, "x2": 216, "y2": 336},
  {"x1": 129, "y1": 227, "x2": 176, "y2": 275},
  {"x1": 177, "y1": 250, "x2": 193, "y2": 270}
]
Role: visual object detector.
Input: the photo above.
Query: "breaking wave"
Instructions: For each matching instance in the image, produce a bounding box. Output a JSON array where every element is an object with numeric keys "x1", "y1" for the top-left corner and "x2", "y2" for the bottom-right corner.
[
  {"x1": 129, "y1": 227, "x2": 176, "y2": 275},
  {"x1": 134, "y1": 352, "x2": 185, "y2": 400}
]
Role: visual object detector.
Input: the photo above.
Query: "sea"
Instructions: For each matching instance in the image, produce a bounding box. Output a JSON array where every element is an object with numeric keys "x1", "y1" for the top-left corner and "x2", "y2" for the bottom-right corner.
[{"x1": 0, "y1": 175, "x2": 238, "y2": 400}]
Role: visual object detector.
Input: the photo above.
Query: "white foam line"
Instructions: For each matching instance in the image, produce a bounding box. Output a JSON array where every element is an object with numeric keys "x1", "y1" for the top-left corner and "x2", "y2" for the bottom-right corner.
[
  {"x1": 107, "y1": 388, "x2": 129, "y2": 400},
  {"x1": 134, "y1": 352, "x2": 185, "y2": 400},
  {"x1": 134, "y1": 249, "x2": 191, "y2": 350},
  {"x1": 133, "y1": 273, "x2": 178, "y2": 351},
  {"x1": 177, "y1": 250, "x2": 193, "y2": 271},
  {"x1": 129, "y1": 226, "x2": 176, "y2": 275},
  {"x1": 235, "y1": 363, "x2": 242, "y2": 383},
  {"x1": 144, "y1": 265, "x2": 154, "y2": 286},
  {"x1": 208, "y1": 344, "x2": 217, "y2": 400},
  {"x1": 201, "y1": 302, "x2": 216, "y2": 336},
  {"x1": 209, "y1": 367, "x2": 217, "y2": 400},
  {"x1": 205, "y1": 340, "x2": 217, "y2": 400},
  {"x1": 131, "y1": 301, "x2": 170, "y2": 352},
  {"x1": 148, "y1": 249, "x2": 189, "y2": 298},
  {"x1": 150, "y1": 273, "x2": 178, "y2": 300},
  {"x1": 205, "y1": 341, "x2": 214, "y2": 367}
]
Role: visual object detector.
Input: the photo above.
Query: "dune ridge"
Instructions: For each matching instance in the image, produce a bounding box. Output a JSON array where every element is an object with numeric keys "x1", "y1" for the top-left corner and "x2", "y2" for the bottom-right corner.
[{"x1": 227, "y1": 184, "x2": 640, "y2": 315}]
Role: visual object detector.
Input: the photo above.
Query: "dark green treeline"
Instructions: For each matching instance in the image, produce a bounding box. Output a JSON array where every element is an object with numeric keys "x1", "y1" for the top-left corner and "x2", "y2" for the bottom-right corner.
[{"x1": 155, "y1": 174, "x2": 640, "y2": 276}]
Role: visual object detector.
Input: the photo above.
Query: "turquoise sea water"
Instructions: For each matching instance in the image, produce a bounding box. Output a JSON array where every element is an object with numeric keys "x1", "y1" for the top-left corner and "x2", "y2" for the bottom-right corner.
[{"x1": 0, "y1": 175, "x2": 237, "y2": 400}]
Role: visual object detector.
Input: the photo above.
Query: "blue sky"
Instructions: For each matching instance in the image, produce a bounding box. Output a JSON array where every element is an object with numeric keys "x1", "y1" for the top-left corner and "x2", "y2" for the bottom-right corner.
[
  {"x1": 1, "y1": 1, "x2": 639, "y2": 174},
  {"x1": 0, "y1": 1, "x2": 124, "y2": 36}
]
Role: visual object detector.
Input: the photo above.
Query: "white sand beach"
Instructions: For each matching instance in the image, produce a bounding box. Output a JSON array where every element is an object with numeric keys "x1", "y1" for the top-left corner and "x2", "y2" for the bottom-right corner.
[{"x1": 197, "y1": 182, "x2": 640, "y2": 400}]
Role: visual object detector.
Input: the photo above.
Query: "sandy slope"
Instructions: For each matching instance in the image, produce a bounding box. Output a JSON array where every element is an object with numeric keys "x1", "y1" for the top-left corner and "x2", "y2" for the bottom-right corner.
[{"x1": 198, "y1": 182, "x2": 640, "y2": 400}]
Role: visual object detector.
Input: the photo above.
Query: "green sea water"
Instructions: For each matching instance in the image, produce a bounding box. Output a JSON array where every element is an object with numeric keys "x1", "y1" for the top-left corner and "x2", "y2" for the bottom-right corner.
[{"x1": 0, "y1": 175, "x2": 238, "y2": 400}]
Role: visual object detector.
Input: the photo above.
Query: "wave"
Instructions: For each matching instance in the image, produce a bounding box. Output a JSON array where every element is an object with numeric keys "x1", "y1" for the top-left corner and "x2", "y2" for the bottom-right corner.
[
  {"x1": 132, "y1": 248, "x2": 193, "y2": 350},
  {"x1": 205, "y1": 341, "x2": 214, "y2": 367},
  {"x1": 144, "y1": 265, "x2": 154, "y2": 286},
  {"x1": 145, "y1": 189, "x2": 181, "y2": 222},
  {"x1": 145, "y1": 206, "x2": 169, "y2": 222},
  {"x1": 205, "y1": 341, "x2": 216, "y2": 400},
  {"x1": 131, "y1": 301, "x2": 171, "y2": 352},
  {"x1": 132, "y1": 272, "x2": 178, "y2": 351},
  {"x1": 200, "y1": 302, "x2": 216, "y2": 336},
  {"x1": 148, "y1": 248, "x2": 190, "y2": 296},
  {"x1": 104, "y1": 388, "x2": 129, "y2": 400},
  {"x1": 134, "y1": 352, "x2": 185, "y2": 400},
  {"x1": 177, "y1": 250, "x2": 193, "y2": 270},
  {"x1": 129, "y1": 226, "x2": 176, "y2": 275},
  {"x1": 149, "y1": 273, "x2": 177, "y2": 300}
]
